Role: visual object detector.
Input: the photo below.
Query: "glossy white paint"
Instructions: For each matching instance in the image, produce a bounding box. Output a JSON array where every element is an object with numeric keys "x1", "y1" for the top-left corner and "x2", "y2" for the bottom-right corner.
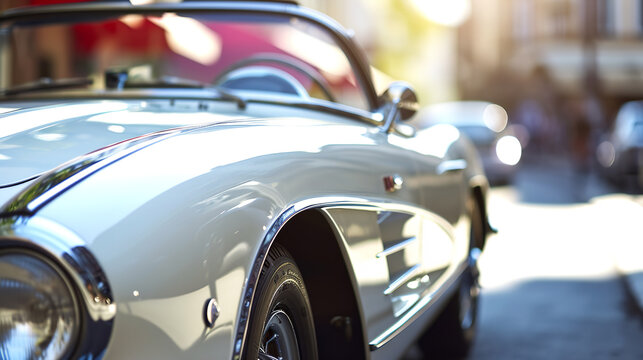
[
  {"x1": 23, "y1": 102, "x2": 424, "y2": 357},
  {"x1": 0, "y1": 100, "x2": 249, "y2": 190},
  {"x1": 0, "y1": 96, "x2": 485, "y2": 358}
]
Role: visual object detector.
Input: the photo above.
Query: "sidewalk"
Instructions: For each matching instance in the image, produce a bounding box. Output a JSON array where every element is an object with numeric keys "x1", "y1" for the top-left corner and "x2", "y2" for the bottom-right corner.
[
  {"x1": 516, "y1": 154, "x2": 643, "y2": 317},
  {"x1": 592, "y1": 194, "x2": 643, "y2": 318}
]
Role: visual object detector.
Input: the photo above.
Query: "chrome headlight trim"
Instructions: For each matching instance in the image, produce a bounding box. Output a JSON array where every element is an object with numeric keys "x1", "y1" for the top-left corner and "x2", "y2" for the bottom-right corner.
[{"x1": 0, "y1": 215, "x2": 115, "y2": 359}]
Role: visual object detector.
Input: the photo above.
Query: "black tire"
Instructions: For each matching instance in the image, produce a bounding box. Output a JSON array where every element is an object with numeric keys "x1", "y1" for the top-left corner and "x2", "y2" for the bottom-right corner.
[
  {"x1": 244, "y1": 244, "x2": 318, "y2": 360},
  {"x1": 418, "y1": 199, "x2": 483, "y2": 359}
]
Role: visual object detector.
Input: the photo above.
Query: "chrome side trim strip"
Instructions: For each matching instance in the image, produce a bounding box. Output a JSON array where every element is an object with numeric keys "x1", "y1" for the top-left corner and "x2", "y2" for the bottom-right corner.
[
  {"x1": 0, "y1": 131, "x2": 171, "y2": 215},
  {"x1": 376, "y1": 236, "x2": 417, "y2": 259},
  {"x1": 369, "y1": 261, "x2": 468, "y2": 350},
  {"x1": 1, "y1": 120, "x2": 240, "y2": 216},
  {"x1": 25, "y1": 134, "x2": 172, "y2": 212},
  {"x1": 383, "y1": 264, "x2": 421, "y2": 296}
]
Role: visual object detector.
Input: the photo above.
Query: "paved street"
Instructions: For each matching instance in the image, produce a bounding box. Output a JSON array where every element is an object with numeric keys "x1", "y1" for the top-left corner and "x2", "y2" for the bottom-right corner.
[{"x1": 469, "y1": 157, "x2": 643, "y2": 359}]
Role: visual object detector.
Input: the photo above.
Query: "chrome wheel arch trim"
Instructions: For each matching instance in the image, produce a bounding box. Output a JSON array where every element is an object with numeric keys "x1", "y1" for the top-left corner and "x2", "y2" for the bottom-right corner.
[
  {"x1": 232, "y1": 196, "x2": 459, "y2": 359},
  {"x1": 231, "y1": 196, "x2": 369, "y2": 359},
  {"x1": 0, "y1": 215, "x2": 116, "y2": 359}
]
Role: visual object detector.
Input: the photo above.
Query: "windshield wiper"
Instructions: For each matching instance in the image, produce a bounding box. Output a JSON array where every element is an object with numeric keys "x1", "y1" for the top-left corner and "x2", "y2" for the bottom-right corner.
[
  {"x1": 213, "y1": 86, "x2": 247, "y2": 110},
  {"x1": 111, "y1": 72, "x2": 247, "y2": 110},
  {"x1": 121, "y1": 75, "x2": 206, "y2": 89},
  {"x1": 1, "y1": 77, "x2": 93, "y2": 96}
]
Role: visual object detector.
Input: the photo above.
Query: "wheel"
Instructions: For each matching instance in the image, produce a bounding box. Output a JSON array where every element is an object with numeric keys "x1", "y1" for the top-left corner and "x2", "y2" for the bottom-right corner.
[
  {"x1": 243, "y1": 244, "x2": 318, "y2": 360},
  {"x1": 418, "y1": 199, "x2": 483, "y2": 358}
]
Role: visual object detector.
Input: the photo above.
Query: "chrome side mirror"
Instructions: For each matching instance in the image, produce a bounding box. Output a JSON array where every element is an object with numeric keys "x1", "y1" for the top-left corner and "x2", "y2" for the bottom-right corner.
[{"x1": 379, "y1": 81, "x2": 419, "y2": 133}]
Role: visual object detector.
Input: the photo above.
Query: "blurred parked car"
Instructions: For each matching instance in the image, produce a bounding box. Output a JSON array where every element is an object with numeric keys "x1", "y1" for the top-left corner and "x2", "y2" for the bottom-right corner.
[
  {"x1": 596, "y1": 100, "x2": 643, "y2": 190},
  {"x1": 0, "y1": 2, "x2": 493, "y2": 359},
  {"x1": 412, "y1": 101, "x2": 523, "y2": 184}
]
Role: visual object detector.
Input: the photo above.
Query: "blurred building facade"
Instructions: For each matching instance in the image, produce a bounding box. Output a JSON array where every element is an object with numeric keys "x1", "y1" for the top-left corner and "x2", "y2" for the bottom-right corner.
[
  {"x1": 302, "y1": 0, "x2": 466, "y2": 104},
  {"x1": 459, "y1": 0, "x2": 643, "y2": 122}
]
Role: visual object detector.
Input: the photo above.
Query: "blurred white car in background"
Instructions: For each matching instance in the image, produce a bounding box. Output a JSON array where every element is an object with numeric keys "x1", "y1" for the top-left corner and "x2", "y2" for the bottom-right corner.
[
  {"x1": 596, "y1": 100, "x2": 643, "y2": 190},
  {"x1": 412, "y1": 101, "x2": 523, "y2": 184}
]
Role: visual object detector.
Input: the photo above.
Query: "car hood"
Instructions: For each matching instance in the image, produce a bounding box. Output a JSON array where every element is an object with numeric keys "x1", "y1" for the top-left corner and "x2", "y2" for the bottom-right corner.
[{"x1": 0, "y1": 100, "x2": 243, "y2": 196}]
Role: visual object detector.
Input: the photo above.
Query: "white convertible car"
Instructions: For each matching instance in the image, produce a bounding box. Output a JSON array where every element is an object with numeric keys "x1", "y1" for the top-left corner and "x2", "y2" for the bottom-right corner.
[{"x1": 0, "y1": 1, "x2": 492, "y2": 359}]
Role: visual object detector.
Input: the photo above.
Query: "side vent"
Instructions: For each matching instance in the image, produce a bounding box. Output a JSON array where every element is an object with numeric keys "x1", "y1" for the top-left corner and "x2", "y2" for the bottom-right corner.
[{"x1": 377, "y1": 212, "x2": 428, "y2": 316}]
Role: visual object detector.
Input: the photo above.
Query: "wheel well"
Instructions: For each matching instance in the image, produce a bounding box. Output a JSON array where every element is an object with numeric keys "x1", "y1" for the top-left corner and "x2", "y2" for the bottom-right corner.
[
  {"x1": 274, "y1": 209, "x2": 367, "y2": 360},
  {"x1": 471, "y1": 186, "x2": 489, "y2": 249}
]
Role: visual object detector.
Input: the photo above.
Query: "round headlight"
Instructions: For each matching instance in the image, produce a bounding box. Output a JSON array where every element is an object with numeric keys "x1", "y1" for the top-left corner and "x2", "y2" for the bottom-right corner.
[
  {"x1": 495, "y1": 135, "x2": 522, "y2": 166},
  {"x1": 0, "y1": 251, "x2": 79, "y2": 359}
]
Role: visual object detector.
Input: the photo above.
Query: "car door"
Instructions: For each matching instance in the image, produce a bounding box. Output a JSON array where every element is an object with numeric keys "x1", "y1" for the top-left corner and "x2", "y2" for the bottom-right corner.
[
  {"x1": 321, "y1": 124, "x2": 466, "y2": 349},
  {"x1": 405, "y1": 122, "x2": 470, "y2": 288},
  {"x1": 359, "y1": 123, "x2": 468, "y2": 350},
  {"x1": 316, "y1": 125, "x2": 423, "y2": 343}
]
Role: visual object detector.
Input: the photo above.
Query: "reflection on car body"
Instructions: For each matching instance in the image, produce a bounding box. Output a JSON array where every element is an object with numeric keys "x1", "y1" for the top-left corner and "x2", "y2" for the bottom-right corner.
[{"x1": 0, "y1": 2, "x2": 492, "y2": 359}]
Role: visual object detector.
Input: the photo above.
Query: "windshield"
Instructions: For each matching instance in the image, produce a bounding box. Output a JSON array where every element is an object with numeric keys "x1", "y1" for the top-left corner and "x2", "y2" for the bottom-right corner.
[{"x1": 0, "y1": 10, "x2": 368, "y2": 109}]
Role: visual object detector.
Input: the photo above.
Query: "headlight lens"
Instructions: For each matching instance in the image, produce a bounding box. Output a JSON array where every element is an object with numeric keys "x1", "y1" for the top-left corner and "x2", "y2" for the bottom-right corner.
[
  {"x1": 0, "y1": 252, "x2": 79, "y2": 359},
  {"x1": 495, "y1": 135, "x2": 522, "y2": 166}
]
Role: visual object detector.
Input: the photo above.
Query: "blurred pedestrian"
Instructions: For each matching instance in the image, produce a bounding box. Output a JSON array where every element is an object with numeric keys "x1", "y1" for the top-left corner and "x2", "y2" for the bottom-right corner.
[
  {"x1": 515, "y1": 65, "x2": 564, "y2": 158},
  {"x1": 568, "y1": 99, "x2": 593, "y2": 201}
]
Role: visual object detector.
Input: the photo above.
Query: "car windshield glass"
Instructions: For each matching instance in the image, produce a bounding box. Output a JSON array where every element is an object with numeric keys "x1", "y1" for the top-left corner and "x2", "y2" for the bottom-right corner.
[{"x1": 0, "y1": 10, "x2": 368, "y2": 110}]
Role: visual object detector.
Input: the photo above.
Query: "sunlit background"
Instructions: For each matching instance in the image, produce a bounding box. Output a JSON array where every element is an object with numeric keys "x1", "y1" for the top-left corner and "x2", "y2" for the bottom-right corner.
[
  {"x1": 302, "y1": 0, "x2": 643, "y2": 192},
  {"x1": 297, "y1": 2, "x2": 642, "y2": 358}
]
